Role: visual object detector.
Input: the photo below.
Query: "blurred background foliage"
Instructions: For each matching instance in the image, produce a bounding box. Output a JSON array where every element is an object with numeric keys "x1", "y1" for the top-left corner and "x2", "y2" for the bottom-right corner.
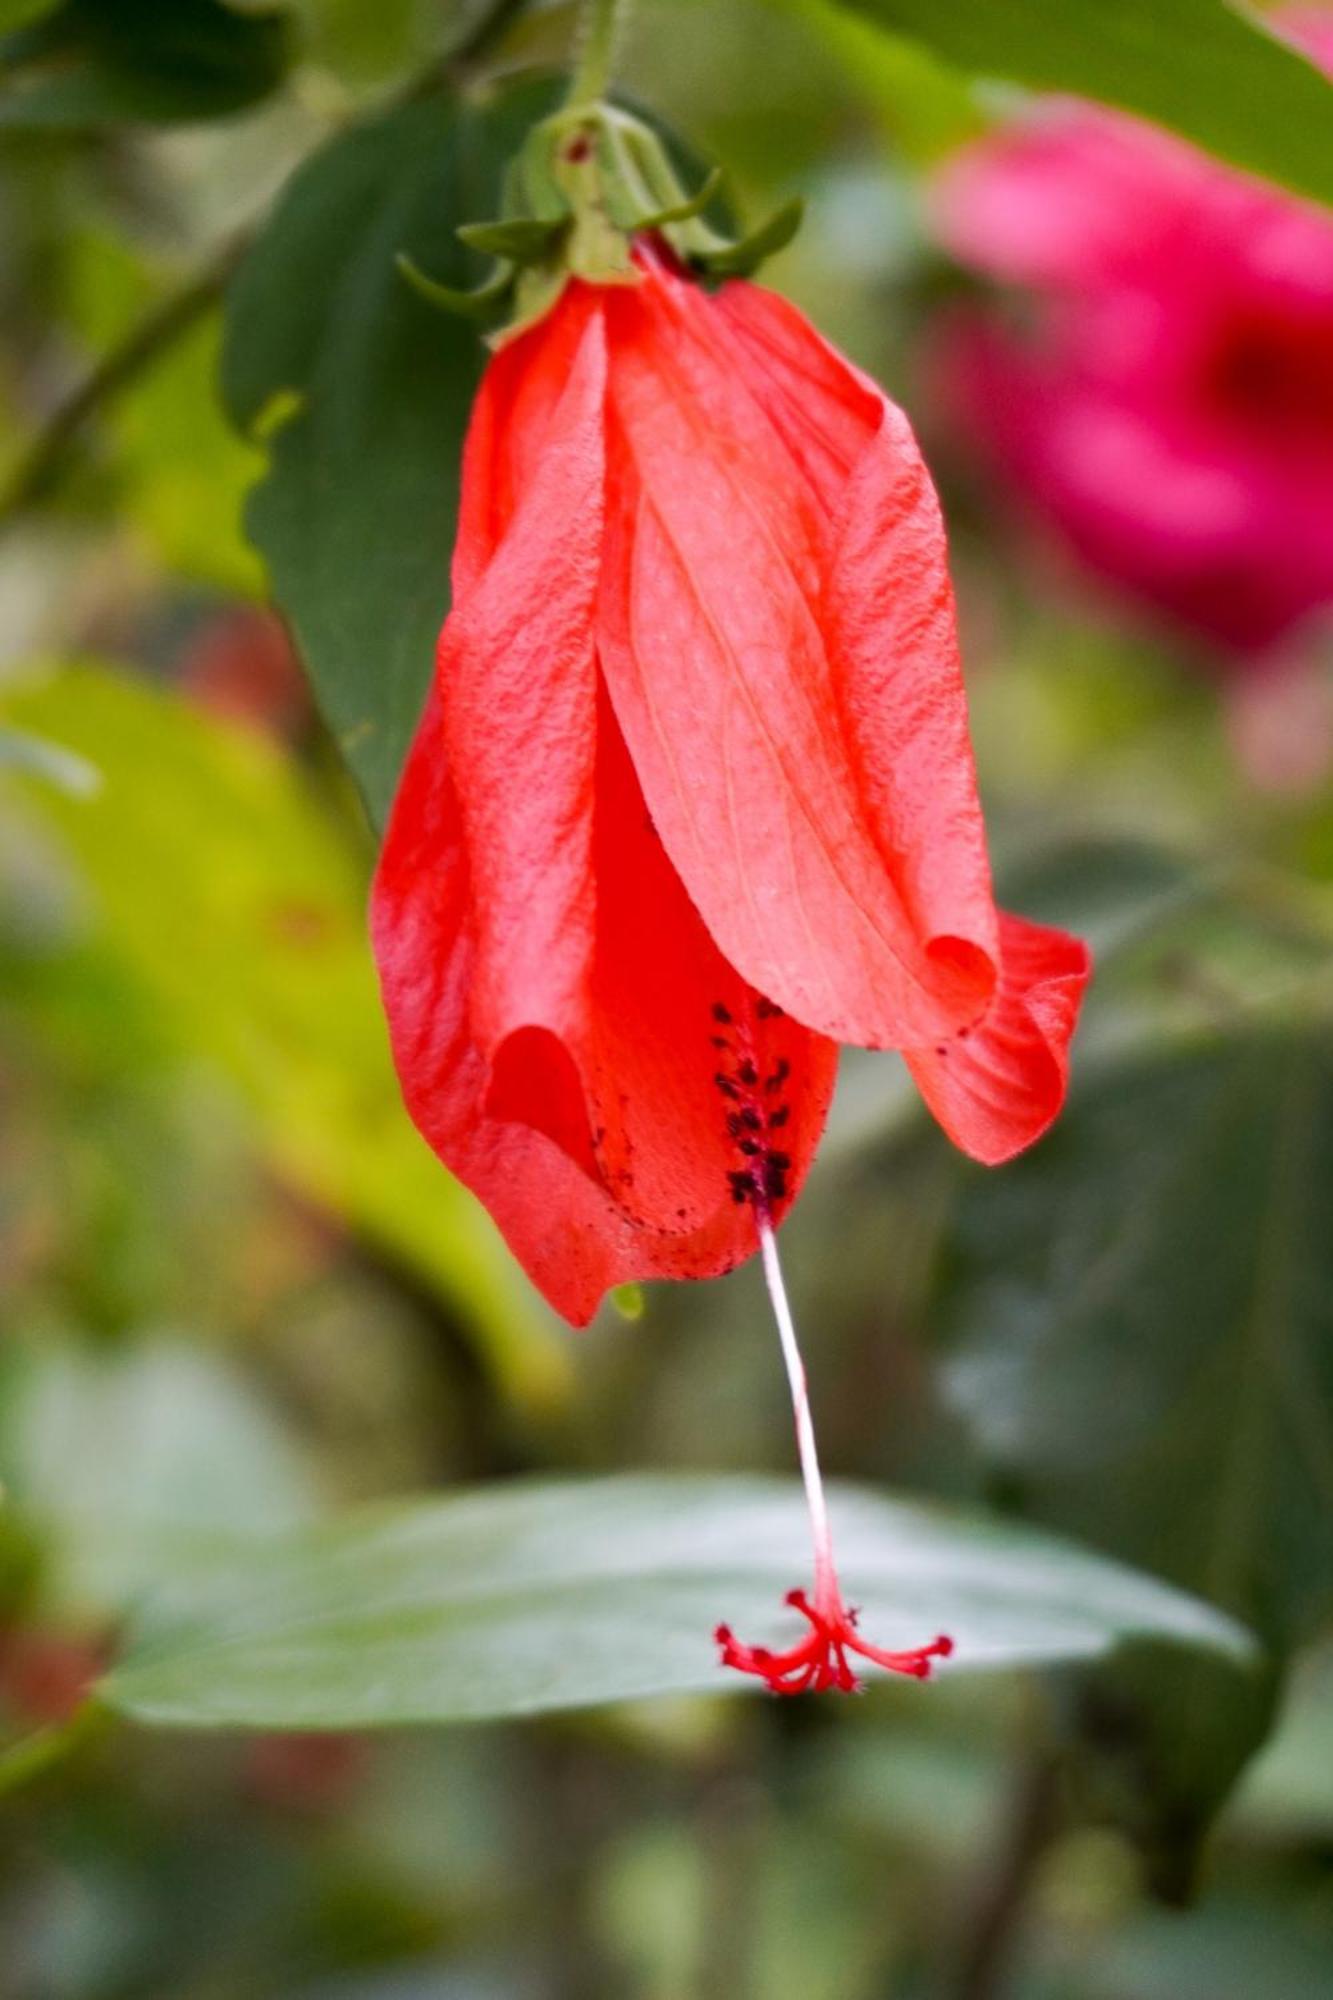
[{"x1": 1, "y1": 0, "x2": 1332, "y2": 1995}]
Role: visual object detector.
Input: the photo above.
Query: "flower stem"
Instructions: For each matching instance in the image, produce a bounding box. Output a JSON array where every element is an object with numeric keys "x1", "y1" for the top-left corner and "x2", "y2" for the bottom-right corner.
[
  {"x1": 566, "y1": 0, "x2": 629, "y2": 108},
  {"x1": 756, "y1": 1214, "x2": 836, "y2": 1604},
  {"x1": 0, "y1": 1700, "x2": 108, "y2": 1799},
  {"x1": 0, "y1": 235, "x2": 245, "y2": 531}
]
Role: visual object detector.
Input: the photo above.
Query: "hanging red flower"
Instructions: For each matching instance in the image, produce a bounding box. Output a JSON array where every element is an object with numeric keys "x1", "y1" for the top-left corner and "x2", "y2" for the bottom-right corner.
[
  {"x1": 373, "y1": 256, "x2": 1088, "y2": 1318},
  {"x1": 371, "y1": 248, "x2": 1089, "y2": 1691}
]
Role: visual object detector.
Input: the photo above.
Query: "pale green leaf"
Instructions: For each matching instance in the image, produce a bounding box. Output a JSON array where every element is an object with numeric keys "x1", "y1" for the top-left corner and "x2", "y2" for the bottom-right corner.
[
  {"x1": 0, "y1": 663, "x2": 569, "y2": 1414},
  {"x1": 101, "y1": 1474, "x2": 1256, "y2": 1729}
]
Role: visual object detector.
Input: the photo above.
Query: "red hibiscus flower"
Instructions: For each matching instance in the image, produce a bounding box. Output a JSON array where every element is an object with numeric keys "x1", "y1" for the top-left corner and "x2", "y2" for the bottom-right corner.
[
  {"x1": 372, "y1": 250, "x2": 1088, "y2": 1691},
  {"x1": 373, "y1": 256, "x2": 1086, "y2": 1320},
  {"x1": 930, "y1": 10, "x2": 1333, "y2": 667}
]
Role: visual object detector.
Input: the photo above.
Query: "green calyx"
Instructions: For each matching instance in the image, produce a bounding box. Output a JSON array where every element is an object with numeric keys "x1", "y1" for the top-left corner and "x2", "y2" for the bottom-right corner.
[{"x1": 397, "y1": 100, "x2": 803, "y2": 343}]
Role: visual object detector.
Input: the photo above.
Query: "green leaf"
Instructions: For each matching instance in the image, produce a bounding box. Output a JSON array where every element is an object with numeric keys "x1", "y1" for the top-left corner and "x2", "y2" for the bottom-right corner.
[
  {"x1": 0, "y1": 0, "x2": 56, "y2": 34},
  {"x1": 0, "y1": 663, "x2": 570, "y2": 1414},
  {"x1": 99, "y1": 1474, "x2": 1255, "y2": 1729},
  {"x1": 821, "y1": 0, "x2": 1333, "y2": 207},
  {"x1": 827, "y1": 835, "x2": 1329, "y2": 1160},
  {"x1": 295, "y1": 0, "x2": 421, "y2": 85},
  {"x1": 779, "y1": 0, "x2": 983, "y2": 163},
  {"x1": 0, "y1": 0, "x2": 292, "y2": 127},
  {"x1": 829, "y1": 842, "x2": 1332, "y2": 1865},
  {"x1": 994, "y1": 836, "x2": 1332, "y2": 1080},
  {"x1": 222, "y1": 78, "x2": 559, "y2": 827},
  {"x1": 940, "y1": 1026, "x2": 1333, "y2": 1653}
]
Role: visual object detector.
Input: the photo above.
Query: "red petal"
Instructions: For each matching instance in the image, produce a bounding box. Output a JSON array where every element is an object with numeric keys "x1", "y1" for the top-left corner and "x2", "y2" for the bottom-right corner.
[
  {"x1": 903, "y1": 913, "x2": 1091, "y2": 1164},
  {"x1": 371, "y1": 692, "x2": 837, "y2": 1324},
  {"x1": 709, "y1": 280, "x2": 1005, "y2": 992},
  {"x1": 598, "y1": 264, "x2": 998, "y2": 1053},
  {"x1": 427, "y1": 288, "x2": 837, "y2": 1247},
  {"x1": 450, "y1": 282, "x2": 604, "y2": 596},
  {"x1": 582, "y1": 689, "x2": 840, "y2": 1233},
  {"x1": 437, "y1": 298, "x2": 606, "y2": 1165}
]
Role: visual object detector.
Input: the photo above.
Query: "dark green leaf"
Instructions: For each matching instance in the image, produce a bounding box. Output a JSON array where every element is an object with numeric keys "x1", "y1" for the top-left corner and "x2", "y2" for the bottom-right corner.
[
  {"x1": 222, "y1": 78, "x2": 559, "y2": 826},
  {"x1": 828, "y1": 842, "x2": 1331, "y2": 1862},
  {"x1": 781, "y1": 0, "x2": 983, "y2": 163},
  {"x1": 994, "y1": 837, "x2": 1331, "y2": 1081},
  {"x1": 940, "y1": 1026, "x2": 1333, "y2": 1653},
  {"x1": 99, "y1": 1474, "x2": 1254, "y2": 1729},
  {"x1": 0, "y1": 0, "x2": 57, "y2": 34},
  {"x1": 827, "y1": 835, "x2": 1329, "y2": 1160},
  {"x1": 0, "y1": 0, "x2": 291, "y2": 127},
  {"x1": 1053, "y1": 1643, "x2": 1280, "y2": 1903},
  {"x1": 824, "y1": 0, "x2": 1333, "y2": 207}
]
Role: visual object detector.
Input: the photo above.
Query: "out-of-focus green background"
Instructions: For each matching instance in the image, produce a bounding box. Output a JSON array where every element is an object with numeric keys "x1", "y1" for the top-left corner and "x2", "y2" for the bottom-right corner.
[{"x1": 2, "y1": 1, "x2": 1332, "y2": 1995}]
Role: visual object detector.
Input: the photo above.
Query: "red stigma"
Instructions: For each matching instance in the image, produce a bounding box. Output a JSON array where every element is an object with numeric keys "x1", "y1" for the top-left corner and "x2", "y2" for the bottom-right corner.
[{"x1": 715, "y1": 1587, "x2": 953, "y2": 1695}]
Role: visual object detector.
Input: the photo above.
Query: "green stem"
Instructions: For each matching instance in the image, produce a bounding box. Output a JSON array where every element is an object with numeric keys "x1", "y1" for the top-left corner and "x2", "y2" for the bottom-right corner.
[
  {"x1": 0, "y1": 26, "x2": 506, "y2": 534},
  {"x1": 0, "y1": 1701, "x2": 109, "y2": 1799},
  {"x1": 566, "y1": 0, "x2": 628, "y2": 108},
  {"x1": 0, "y1": 233, "x2": 247, "y2": 533},
  {"x1": 949, "y1": 1746, "x2": 1062, "y2": 2000}
]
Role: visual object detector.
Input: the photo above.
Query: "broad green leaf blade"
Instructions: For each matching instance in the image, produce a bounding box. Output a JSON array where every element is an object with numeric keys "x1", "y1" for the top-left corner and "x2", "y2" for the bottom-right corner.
[
  {"x1": 940, "y1": 1027, "x2": 1333, "y2": 1653},
  {"x1": 780, "y1": 0, "x2": 983, "y2": 163},
  {"x1": 0, "y1": 664, "x2": 569, "y2": 1414},
  {"x1": 827, "y1": 834, "x2": 1329, "y2": 1159},
  {"x1": 0, "y1": 0, "x2": 291, "y2": 127},
  {"x1": 222, "y1": 79, "x2": 558, "y2": 826},
  {"x1": 823, "y1": 0, "x2": 1333, "y2": 208},
  {"x1": 993, "y1": 836, "x2": 1331, "y2": 1079},
  {"x1": 0, "y1": 0, "x2": 57, "y2": 33},
  {"x1": 100, "y1": 1475, "x2": 1256, "y2": 1729}
]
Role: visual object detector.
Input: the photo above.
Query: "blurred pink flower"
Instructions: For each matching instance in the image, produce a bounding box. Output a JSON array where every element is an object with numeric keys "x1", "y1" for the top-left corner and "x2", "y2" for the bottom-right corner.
[{"x1": 931, "y1": 10, "x2": 1333, "y2": 667}]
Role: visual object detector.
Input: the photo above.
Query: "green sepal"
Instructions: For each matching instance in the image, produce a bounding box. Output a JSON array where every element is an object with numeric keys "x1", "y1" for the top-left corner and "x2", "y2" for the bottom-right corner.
[
  {"x1": 631, "y1": 164, "x2": 725, "y2": 231},
  {"x1": 395, "y1": 251, "x2": 513, "y2": 319},
  {"x1": 695, "y1": 197, "x2": 804, "y2": 277},
  {"x1": 456, "y1": 215, "x2": 568, "y2": 262},
  {"x1": 423, "y1": 97, "x2": 804, "y2": 345},
  {"x1": 496, "y1": 267, "x2": 575, "y2": 347}
]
